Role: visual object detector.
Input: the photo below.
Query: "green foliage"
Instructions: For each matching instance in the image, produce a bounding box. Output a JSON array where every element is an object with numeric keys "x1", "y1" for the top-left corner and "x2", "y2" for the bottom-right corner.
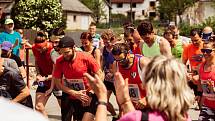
[
  {"x1": 11, "y1": 0, "x2": 64, "y2": 31},
  {"x1": 179, "y1": 16, "x2": 215, "y2": 36},
  {"x1": 80, "y1": 0, "x2": 106, "y2": 24},
  {"x1": 158, "y1": 0, "x2": 197, "y2": 23}
]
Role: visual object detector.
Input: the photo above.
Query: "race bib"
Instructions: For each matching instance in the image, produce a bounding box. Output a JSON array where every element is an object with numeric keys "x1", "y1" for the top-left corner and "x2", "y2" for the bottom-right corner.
[
  {"x1": 128, "y1": 84, "x2": 140, "y2": 101},
  {"x1": 64, "y1": 79, "x2": 85, "y2": 91},
  {"x1": 202, "y1": 81, "x2": 214, "y2": 95}
]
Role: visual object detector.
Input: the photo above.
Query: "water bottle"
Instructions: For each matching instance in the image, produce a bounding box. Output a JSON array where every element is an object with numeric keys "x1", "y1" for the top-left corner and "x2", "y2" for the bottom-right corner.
[{"x1": 38, "y1": 81, "x2": 44, "y2": 87}]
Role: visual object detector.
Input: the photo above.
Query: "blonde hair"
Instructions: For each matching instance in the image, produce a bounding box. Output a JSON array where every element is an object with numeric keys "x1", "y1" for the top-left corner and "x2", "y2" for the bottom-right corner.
[{"x1": 143, "y1": 55, "x2": 194, "y2": 121}]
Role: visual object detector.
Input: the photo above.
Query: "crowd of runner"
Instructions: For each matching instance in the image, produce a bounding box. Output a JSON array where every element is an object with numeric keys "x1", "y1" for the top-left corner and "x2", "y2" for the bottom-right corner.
[{"x1": 0, "y1": 18, "x2": 215, "y2": 121}]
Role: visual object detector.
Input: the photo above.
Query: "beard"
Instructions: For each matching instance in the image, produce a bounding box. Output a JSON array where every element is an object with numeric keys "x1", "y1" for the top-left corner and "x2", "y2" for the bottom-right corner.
[
  {"x1": 64, "y1": 50, "x2": 75, "y2": 62},
  {"x1": 120, "y1": 58, "x2": 130, "y2": 68}
]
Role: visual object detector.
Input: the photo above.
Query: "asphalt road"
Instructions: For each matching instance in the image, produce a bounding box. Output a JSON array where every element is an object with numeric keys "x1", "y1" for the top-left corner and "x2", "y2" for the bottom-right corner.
[{"x1": 30, "y1": 89, "x2": 200, "y2": 121}]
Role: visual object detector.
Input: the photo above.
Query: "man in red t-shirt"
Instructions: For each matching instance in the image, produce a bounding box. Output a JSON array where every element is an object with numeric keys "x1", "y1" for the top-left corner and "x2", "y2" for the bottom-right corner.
[{"x1": 52, "y1": 36, "x2": 103, "y2": 121}]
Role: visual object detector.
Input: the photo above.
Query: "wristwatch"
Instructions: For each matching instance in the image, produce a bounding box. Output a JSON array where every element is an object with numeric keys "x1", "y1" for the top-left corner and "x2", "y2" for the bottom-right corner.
[{"x1": 97, "y1": 101, "x2": 107, "y2": 106}]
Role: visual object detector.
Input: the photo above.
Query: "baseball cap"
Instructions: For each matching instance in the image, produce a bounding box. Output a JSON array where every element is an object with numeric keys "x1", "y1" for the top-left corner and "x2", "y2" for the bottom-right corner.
[
  {"x1": 4, "y1": 18, "x2": 14, "y2": 25},
  {"x1": 1, "y1": 41, "x2": 13, "y2": 51},
  {"x1": 58, "y1": 36, "x2": 75, "y2": 48}
]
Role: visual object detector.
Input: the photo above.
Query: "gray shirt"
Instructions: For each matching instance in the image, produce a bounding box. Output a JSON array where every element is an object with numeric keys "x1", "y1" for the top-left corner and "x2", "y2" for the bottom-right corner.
[{"x1": 3, "y1": 58, "x2": 19, "y2": 72}]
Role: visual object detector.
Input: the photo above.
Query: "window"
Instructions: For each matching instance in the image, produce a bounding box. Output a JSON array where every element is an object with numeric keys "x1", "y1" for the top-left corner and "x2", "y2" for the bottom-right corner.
[
  {"x1": 142, "y1": 10, "x2": 145, "y2": 15},
  {"x1": 149, "y1": 12, "x2": 156, "y2": 17},
  {"x1": 73, "y1": 15, "x2": 76, "y2": 22},
  {"x1": 117, "y1": 3, "x2": 123, "y2": 8},
  {"x1": 132, "y1": 3, "x2": 136, "y2": 8},
  {"x1": 150, "y1": 1, "x2": 155, "y2": 7}
]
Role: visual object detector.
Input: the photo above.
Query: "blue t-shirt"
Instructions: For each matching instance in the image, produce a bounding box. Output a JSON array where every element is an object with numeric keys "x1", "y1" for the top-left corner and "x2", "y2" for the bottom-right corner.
[
  {"x1": 0, "y1": 31, "x2": 22, "y2": 56},
  {"x1": 103, "y1": 47, "x2": 114, "y2": 71}
]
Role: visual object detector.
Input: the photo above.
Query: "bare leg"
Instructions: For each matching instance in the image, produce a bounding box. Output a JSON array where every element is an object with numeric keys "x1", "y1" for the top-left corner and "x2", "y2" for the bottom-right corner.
[
  {"x1": 82, "y1": 112, "x2": 94, "y2": 121},
  {"x1": 107, "y1": 90, "x2": 117, "y2": 116},
  {"x1": 35, "y1": 92, "x2": 50, "y2": 117}
]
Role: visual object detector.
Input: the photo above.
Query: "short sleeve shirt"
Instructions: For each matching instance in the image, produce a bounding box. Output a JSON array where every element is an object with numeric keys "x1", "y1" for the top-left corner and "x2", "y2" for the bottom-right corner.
[
  {"x1": 10, "y1": 54, "x2": 22, "y2": 67},
  {"x1": 0, "y1": 67, "x2": 26, "y2": 99},
  {"x1": 0, "y1": 31, "x2": 22, "y2": 56},
  {"x1": 3, "y1": 58, "x2": 19, "y2": 72},
  {"x1": 182, "y1": 43, "x2": 204, "y2": 70},
  {"x1": 53, "y1": 52, "x2": 100, "y2": 90}
]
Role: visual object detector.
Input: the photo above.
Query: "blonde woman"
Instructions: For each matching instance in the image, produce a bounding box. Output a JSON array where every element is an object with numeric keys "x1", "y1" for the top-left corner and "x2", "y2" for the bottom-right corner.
[
  {"x1": 197, "y1": 37, "x2": 215, "y2": 120},
  {"x1": 118, "y1": 55, "x2": 194, "y2": 121}
]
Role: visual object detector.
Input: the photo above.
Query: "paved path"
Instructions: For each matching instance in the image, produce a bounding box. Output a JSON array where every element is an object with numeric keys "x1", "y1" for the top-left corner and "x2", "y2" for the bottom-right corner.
[{"x1": 30, "y1": 89, "x2": 200, "y2": 121}]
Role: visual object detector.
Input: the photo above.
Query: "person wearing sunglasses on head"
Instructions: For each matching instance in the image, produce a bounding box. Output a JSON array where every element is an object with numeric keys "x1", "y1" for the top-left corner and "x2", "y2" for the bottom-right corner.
[
  {"x1": 197, "y1": 36, "x2": 215, "y2": 120},
  {"x1": 111, "y1": 43, "x2": 150, "y2": 111},
  {"x1": 201, "y1": 26, "x2": 213, "y2": 42}
]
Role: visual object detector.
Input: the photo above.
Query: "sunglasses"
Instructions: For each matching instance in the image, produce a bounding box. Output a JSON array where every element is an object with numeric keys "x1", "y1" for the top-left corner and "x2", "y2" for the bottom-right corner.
[
  {"x1": 201, "y1": 49, "x2": 214, "y2": 54},
  {"x1": 114, "y1": 56, "x2": 127, "y2": 63}
]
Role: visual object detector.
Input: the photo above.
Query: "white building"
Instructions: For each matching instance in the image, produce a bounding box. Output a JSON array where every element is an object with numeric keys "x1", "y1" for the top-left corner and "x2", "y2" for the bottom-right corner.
[
  {"x1": 61, "y1": 0, "x2": 92, "y2": 30},
  {"x1": 179, "y1": 0, "x2": 215, "y2": 25},
  {"x1": 111, "y1": 0, "x2": 158, "y2": 20}
]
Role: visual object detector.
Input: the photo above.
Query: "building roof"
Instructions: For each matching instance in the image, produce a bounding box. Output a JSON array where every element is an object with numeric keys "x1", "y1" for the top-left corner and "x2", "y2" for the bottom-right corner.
[
  {"x1": 61, "y1": 0, "x2": 92, "y2": 13},
  {"x1": 111, "y1": 0, "x2": 144, "y2": 3}
]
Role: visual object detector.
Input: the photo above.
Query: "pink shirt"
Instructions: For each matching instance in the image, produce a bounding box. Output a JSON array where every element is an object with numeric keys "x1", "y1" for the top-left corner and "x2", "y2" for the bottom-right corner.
[{"x1": 118, "y1": 110, "x2": 191, "y2": 121}]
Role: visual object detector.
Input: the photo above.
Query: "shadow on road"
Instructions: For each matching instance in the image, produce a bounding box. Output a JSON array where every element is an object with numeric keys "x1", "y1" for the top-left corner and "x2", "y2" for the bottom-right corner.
[{"x1": 48, "y1": 114, "x2": 61, "y2": 120}]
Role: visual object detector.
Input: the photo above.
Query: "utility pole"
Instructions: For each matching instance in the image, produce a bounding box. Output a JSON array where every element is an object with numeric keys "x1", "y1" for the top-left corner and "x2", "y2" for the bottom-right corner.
[
  {"x1": 130, "y1": 0, "x2": 133, "y2": 23},
  {"x1": 109, "y1": 0, "x2": 112, "y2": 28}
]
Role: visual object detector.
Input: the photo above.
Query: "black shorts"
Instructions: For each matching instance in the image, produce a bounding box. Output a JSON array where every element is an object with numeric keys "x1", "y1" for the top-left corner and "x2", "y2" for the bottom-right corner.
[
  {"x1": 52, "y1": 87, "x2": 62, "y2": 99},
  {"x1": 61, "y1": 92, "x2": 98, "y2": 121},
  {"x1": 104, "y1": 80, "x2": 116, "y2": 94},
  {"x1": 36, "y1": 81, "x2": 62, "y2": 99},
  {"x1": 36, "y1": 84, "x2": 50, "y2": 93}
]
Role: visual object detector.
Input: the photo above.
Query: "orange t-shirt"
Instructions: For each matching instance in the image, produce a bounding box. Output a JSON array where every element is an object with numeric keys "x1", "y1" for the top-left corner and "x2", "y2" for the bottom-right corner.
[{"x1": 182, "y1": 43, "x2": 203, "y2": 70}]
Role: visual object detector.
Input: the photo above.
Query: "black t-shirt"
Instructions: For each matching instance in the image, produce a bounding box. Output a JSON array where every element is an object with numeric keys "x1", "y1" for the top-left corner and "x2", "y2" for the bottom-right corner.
[
  {"x1": 10, "y1": 54, "x2": 22, "y2": 67},
  {"x1": 0, "y1": 67, "x2": 26, "y2": 99}
]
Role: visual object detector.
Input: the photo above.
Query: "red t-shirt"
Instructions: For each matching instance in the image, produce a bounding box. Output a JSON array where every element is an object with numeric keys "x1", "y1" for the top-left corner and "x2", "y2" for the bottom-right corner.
[
  {"x1": 199, "y1": 62, "x2": 215, "y2": 109},
  {"x1": 52, "y1": 52, "x2": 100, "y2": 99},
  {"x1": 117, "y1": 56, "x2": 146, "y2": 101},
  {"x1": 32, "y1": 42, "x2": 53, "y2": 76}
]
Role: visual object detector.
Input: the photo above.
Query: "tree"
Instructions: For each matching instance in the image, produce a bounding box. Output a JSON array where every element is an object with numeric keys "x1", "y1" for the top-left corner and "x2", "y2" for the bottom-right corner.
[
  {"x1": 158, "y1": 0, "x2": 197, "y2": 25},
  {"x1": 80, "y1": 0, "x2": 106, "y2": 24},
  {"x1": 11, "y1": 0, "x2": 64, "y2": 31}
]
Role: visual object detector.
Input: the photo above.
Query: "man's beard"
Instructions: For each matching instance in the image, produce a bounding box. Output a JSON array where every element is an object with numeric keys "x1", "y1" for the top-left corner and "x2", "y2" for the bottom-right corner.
[{"x1": 64, "y1": 51, "x2": 75, "y2": 61}]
